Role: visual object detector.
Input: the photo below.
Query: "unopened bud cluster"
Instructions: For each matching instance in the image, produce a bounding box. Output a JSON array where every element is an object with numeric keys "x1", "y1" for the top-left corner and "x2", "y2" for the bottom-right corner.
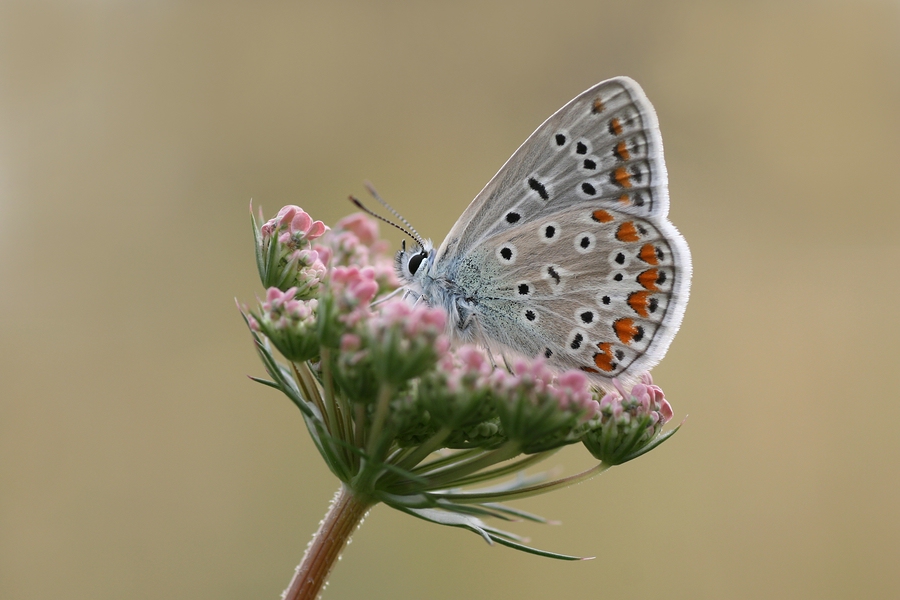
[
  {"x1": 248, "y1": 287, "x2": 319, "y2": 363},
  {"x1": 582, "y1": 375, "x2": 675, "y2": 465},
  {"x1": 254, "y1": 204, "x2": 328, "y2": 297}
]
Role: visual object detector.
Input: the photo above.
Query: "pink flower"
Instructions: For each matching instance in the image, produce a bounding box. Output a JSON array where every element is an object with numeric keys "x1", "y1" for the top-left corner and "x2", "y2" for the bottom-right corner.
[
  {"x1": 255, "y1": 205, "x2": 330, "y2": 297},
  {"x1": 495, "y1": 358, "x2": 555, "y2": 397},
  {"x1": 320, "y1": 213, "x2": 401, "y2": 291},
  {"x1": 312, "y1": 244, "x2": 333, "y2": 268},
  {"x1": 443, "y1": 346, "x2": 491, "y2": 392},
  {"x1": 340, "y1": 334, "x2": 362, "y2": 352},
  {"x1": 601, "y1": 375, "x2": 672, "y2": 427},
  {"x1": 265, "y1": 285, "x2": 294, "y2": 307},
  {"x1": 376, "y1": 300, "x2": 447, "y2": 340},
  {"x1": 456, "y1": 345, "x2": 492, "y2": 375},
  {"x1": 335, "y1": 213, "x2": 379, "y2": 245},
  {"x1": 251, "y1": 287, "x2": 320, "y2": 362},
  {"x1": 331, "y1": 266, "x2": 378, "y2": 305},
  {"x1": 262, "y1": 205, "x2": 328, "y2": 245},
  {"x1": 582, "y1": 373, "x2": 676, "y2": 464},
  {"x1": 554, "y1": 371, "x2": 599, "y2": 419}
]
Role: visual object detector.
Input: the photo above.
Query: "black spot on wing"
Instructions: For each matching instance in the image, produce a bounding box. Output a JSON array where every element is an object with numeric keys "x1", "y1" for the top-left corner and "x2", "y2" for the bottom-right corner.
[{"x1": 528, "y1": 178, "x2": 549, "y2": 200}]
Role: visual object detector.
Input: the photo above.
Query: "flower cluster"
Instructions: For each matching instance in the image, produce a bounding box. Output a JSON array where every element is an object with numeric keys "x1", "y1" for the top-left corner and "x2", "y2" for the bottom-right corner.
[
  {"x1": 242, "y1": 204, "x2": 681, "y2": 560},
  {"x1": 491, "y1": 359, "x2": 599, "y2": 453},
  {"x1": 333, "y1": 292, "x2": 448, "y2": 404},
  {"x1": 321, "y1": 213, "x2": 399, "y2": 294},
  {"x1": 253, "y1": 203, "x2": 328, "y2": 298},
  {"x1": 582, "y1": 374, "x2": 675, "y2": 465},
  {"x1": 248, "y1": 287, "x2": 320, "y2": 363}
]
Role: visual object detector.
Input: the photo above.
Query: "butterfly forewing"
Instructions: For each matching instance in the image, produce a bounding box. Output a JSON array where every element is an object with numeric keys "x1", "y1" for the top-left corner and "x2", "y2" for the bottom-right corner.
[{"x1": 435, "y1": 77, "x2": 669, "y2": 265}]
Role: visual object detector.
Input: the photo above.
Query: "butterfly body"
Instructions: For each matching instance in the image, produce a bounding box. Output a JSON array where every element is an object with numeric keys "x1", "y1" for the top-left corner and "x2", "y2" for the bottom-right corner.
[{"x1": 397, "y1": 77, "x2": 691, "y2": 387}]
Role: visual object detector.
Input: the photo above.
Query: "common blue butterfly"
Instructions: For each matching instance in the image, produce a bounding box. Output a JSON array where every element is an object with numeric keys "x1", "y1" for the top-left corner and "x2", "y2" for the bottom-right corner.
[{"x1": 395, "y1": 77, "x2": 691, "y2": 387}]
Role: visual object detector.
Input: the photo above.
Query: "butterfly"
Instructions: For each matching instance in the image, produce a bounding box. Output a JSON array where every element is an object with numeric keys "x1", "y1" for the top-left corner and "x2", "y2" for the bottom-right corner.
[{"x1": 394, "y1": 77, "x2": 691, "y2": 387}]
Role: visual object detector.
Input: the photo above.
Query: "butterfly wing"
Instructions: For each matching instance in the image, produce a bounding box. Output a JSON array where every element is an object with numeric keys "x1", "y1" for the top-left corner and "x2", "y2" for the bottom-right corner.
[
  {"x1": 435, "y1": 77, "x2": 672, "y2": 263},
  {"x1": 431, "y1": 77, "x2": 691, "y2": 383}
]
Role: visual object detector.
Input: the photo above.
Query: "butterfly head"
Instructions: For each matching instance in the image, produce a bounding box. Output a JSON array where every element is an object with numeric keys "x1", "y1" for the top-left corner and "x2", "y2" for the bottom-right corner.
[{"x1": 395, "y1": 238, "x2": 434, "y2": 286}]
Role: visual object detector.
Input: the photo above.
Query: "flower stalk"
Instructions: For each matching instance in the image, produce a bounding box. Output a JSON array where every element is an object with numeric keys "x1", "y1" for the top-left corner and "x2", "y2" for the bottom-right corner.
[{"x1": 283, "y1": 485, "x2": 373, "y2": 600}]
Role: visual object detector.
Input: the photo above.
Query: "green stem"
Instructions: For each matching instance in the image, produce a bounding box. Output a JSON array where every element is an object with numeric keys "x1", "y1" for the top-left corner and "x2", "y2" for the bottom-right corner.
[
  {"x1": 396, "y1": 441, "x2": 522, "y2": 493},
  {"x1": 283, "y1": 485, "x2": 373, "y2": 600},
  {"x1": 392, "y1": 427, "x2": 453, "y2": 473},
  {"x1": 353, "y1": 403, "x2": 366, "y2": 457},
  {"x1": 366, "y1": 383, "x2": 395, "y2": 458},
  {"x1": 410, "y1": 447, "x2": 483, "y2": 474},
  {"x1": 293, "y1": 362, "x2": 326, "y2": 424},
  {"x1": 319, "y1": 349, "x2": 340, "y2": 437},
  {"x1": 440, "y1": 449, "x2": 557, "y2": 489},
  {"x1": 375, "y1": 427, "x2": 454, "y2": 490},
  {"x1": 319, "y1": 348, "x2": 356, "y2": 467}
]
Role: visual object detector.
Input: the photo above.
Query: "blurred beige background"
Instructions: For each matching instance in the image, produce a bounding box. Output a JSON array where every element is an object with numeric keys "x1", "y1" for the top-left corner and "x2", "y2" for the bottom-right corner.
[{"x1": 2, "y1": 1, "x2": 899, "y2": 598}]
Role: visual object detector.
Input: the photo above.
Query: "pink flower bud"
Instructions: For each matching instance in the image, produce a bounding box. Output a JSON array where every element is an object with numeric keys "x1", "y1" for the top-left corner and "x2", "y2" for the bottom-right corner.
[
  {"x1": 556, "y1": 370, "x2": 588, "y2": 391},
  {"x1": 457, "y1": 345, "x2": 491, "y2": 374},
  {"x1": 335, "y1": 213, "x2": 379, "y2": 245},
  {"x1": 332, "y1": 266, "x2": 377, "y2": 302},
  {"x1": 277, "y1": 205, "x2": 298, "y2": 226},
  {"x1": 291, "y1": 210, "x2": 312, "y2": 235},
  {"x1": 599, "y1": 392, "x2": 619, "y2": 412},
  {"x1": 313, "y1": 244, "x2": 333, "y2": 267},
  {"x1": 306, "y1": 220, "x2": 327, "y2": 240},
  {"x1": 341, "y1": 334, "x2": 362, "y2": 352},
  {"x1": 658, "y1": 398, "x2": 674, "y2": 421},
  {"x1": 265, "y1": 287, "x2": 283, "y2": 302}
]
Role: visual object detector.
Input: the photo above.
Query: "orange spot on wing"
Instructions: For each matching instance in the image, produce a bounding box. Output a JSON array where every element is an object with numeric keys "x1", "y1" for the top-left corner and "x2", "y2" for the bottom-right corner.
[
  {"x1": 593, "y1": 342, "x2": 616, "y2": 372},
  {"x1": 638, "y1": 244, "x2": 659, "y2": 265},
  {"x1": 614, "y1": 141, "x2": 631, "y2": 161},
  {"x1": 592, "y1": 97, "x2": 605, "y2": 113},
  {"x1": 627, "y1": 291, "x2": 651, "y2": 317},
  {"x1": 610, "y1": 118, "x2": 623, "y2": 136},
  {"x1": 637, "y1": 269, "x2": 659, "y2": 290},
  {"x1": 613, "y1": 318, "x2": 643, "y2": 344},
  {"x1": 612, "y1": 167, "x2": 632, "y2": 188},
  {"x1": 616, "y1": 221, "x2": 640, "y2": 242},
  {"x1": 618, "y1": 194, "x2": 630, "y2": 205},
  {"x1": 591, "y1": 209, "x2": 614, "y2": 223}
]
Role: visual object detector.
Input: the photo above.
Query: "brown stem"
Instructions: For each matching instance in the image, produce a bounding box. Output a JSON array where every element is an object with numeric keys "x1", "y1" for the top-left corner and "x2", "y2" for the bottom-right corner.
[{"x1": 283, "y1": 485, "x2": 373, "y2": 600}]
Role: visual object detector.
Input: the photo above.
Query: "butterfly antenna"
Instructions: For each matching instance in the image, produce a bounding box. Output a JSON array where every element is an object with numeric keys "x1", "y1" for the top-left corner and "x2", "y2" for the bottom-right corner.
[
  {"x1": 363, "y1": 181, "x2": 426, "y2": 247},
  {"x1": 349, "y1": 196, "x2": 423, "y2": 245}
]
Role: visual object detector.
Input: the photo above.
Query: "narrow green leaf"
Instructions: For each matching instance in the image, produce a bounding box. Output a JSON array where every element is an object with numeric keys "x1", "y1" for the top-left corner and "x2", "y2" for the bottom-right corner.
[
  {"x1": 619, "y1": 422, "x2": 682, "y2": 464},
  {"x1": 428, "y1": 450, "x2": 557, "y2": 489},
  {"x1": 397, "y1": 507, "x2": 588, "y2": 560},
  {"x1": 478, "y1": 502, "x2": 553, "y2": 524},
  {"x1": 432, "y1": 461, "x2": 611, "y2": 504},
  {"x1": 488, "y1": 536, "x2": 589, "y2": 561},
  {"x1": 248, "y1": 376, "x2": 280, "y2": 390}
]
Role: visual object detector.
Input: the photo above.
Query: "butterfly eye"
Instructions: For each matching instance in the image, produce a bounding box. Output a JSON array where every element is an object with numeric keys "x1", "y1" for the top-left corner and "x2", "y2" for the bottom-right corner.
[{"x1": 407, "y1": 251, "x2": 427, "y2": 275}]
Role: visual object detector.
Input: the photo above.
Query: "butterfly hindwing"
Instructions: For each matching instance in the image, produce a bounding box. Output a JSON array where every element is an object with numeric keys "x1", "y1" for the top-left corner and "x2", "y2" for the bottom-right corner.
[{"x1": 455, "y1": 205, "x2": 687, "y2": 380}]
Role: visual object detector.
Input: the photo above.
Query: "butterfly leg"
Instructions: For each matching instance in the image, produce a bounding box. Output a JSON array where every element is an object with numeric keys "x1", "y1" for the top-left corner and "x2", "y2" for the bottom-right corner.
[
  {"x1": 462, "y1": 313, "x2": 504, "y2": 370},
  {"x1": 372, "y1": 287, "x2": 404, "y2": 306}
]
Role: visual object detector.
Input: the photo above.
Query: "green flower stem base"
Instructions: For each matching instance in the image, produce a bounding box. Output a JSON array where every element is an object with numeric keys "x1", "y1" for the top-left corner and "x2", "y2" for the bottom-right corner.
[{"x1": 284, "y1": 485, "x2": 373, "y2": 600}]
